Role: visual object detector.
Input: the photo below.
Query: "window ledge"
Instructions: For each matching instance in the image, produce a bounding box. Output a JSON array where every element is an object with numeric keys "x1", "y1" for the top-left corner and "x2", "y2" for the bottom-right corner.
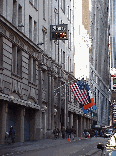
[
  {"x1": 11, "y1": 72, "x2": 23, "y2": 80},
  {"x1": 0, "y1": 66, "x2": 4, "y2": 71},
  {"x1": 28, "y1": 81, "x2": 37, "y2": 87}
]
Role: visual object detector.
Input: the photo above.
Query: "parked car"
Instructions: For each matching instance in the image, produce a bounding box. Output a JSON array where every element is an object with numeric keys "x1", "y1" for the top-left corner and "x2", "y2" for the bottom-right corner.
[{"x1": 104, "y1": 130, "x2": 113, "y2": 138}]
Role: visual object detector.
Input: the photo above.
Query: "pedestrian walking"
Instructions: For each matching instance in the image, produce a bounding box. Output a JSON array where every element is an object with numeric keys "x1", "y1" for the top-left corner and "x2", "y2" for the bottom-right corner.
[
  {"x1": 9, "y1": 126, "x2": 16, "y2": 144},
  {"x1": 57, "y1": 127, "x2": 60, "y2": 138},
  {"x1": 95, "y1": 130, "x2": 98, "y2": 138},
  {"x1": 66, "y1": 126, "x2": 69, "y2": 139},
  {"x1": 61, "y1": 126, "x2": 65, "y2": 139},
  {"x1": 53, "y1": 127, "x2": 57, "y2": 140},
  {"x1": 89, "y1": 129, "x2": 93, "y2": 138},
  {"x1": 71, "y1": 126, "x2": 76, "y2": 140}
]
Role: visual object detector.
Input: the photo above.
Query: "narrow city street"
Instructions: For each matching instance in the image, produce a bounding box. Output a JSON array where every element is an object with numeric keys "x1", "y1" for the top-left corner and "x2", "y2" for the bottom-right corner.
[{"x1": 0, "y1": 137, "x2": 108, "y2": 156}]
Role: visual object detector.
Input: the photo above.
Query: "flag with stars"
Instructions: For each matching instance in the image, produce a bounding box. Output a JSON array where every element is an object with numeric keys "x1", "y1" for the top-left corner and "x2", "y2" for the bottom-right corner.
[
  {"x1": 70, "y1": 78, "x2": 97, "y2": 114},
  {"x1": 70, "y1": 79, "x2": 90, "y2": 106}
]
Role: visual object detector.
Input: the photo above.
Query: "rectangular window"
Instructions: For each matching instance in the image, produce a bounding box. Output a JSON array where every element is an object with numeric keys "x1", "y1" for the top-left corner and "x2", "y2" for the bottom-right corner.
[
  {"x1": 34, "y1": 0, "x2": 37, "y2": 8},
  {"x1": 12, "y1": 45, "x2": 22, "y2": 77},
  {"x1": 34, "y1": 21, "x2": 37, "y2": 43},
  {"x1": 68, "y1": 6, "x2": 69, "y2": 20},
  {"x1": 43, "y1": 0, "x2": 45, "y2": 19},
  {"x1": 68, "y1": 30, "x2": 70, "y2": 48},
  {"x1": 43, "y1": 28, "x2": 47, "y2": 52},
  {"x1": 54, "y1": 8, "x2": 57, "y2": 25},
  {"x1": 28, "y1": 56, "x2": 31, "y2": 81},
  {"x1": 18, "y1": 4, "x2": 22, "y2": 31},
  {"x1": 63, "y1": 0, "x2": 65, "y2": 13},
  {"x1": 17, "y1": 48, "x2": 22, "y2": 76},
  {"x1": 12, "y1": 44, "x2": 16, "y2": 73},
  {"x1": 28, "y1": 56, "x2": 36, "y2": 83},
  {"x1": 29, "y1": 15, "x2": 32, "y2": 40},
  {"x1": 61, "y1": 0, "x2": 65, "y2": 13},
  {"x1": 70, "y1": 9, "x2": 71, "y2": 23},
  {"x1": 12, "y1": 0, "x2": 17, "y2": 26},
  {"x1": 33, "y1": 59, "x2": 36, "y2": 83}
]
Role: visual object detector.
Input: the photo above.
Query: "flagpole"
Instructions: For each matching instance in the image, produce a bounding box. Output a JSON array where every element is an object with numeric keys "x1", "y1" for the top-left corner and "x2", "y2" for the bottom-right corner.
[{"x1": 54, "y1": 78, "x2": 78, "y2": 92}]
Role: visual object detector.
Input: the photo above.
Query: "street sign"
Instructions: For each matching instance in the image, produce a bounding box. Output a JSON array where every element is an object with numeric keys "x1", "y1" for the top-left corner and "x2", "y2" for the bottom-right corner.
[{"x1": 50, "y1": 24, "x2": 68, "y2": 40}]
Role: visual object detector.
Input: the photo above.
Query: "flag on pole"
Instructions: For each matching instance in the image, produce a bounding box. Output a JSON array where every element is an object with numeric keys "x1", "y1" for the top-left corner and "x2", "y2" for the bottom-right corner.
[
  {"x1": 70, "y1": 79, "x2": 90, "y2": 106},
  {"x1": 70, "y1": 79, "x2": 97, "y2": 114}
]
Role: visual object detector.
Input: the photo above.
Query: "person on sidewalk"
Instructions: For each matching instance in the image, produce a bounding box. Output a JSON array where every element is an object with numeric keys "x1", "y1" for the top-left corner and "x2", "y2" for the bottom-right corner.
[
  {"x1": 9, "y1": 126, "x2": 16, "y2": 144},
  {"x1": 57, "y1": 128, "x2": 60, "y2": 138},
  {"x1": 95, "y1": 130, "x2": 98, "y2": 138},
  {"x1": 66, "y1": 126, "x2": 69, "y2": 139},
  {"x1": 71, "y1": 126, "x2": 76, "y2": 140},
  {"x1": 53, "y1": 127, "x2": 57, "y2": 140},
  {"x1": 61, "y1": 126, "x2": 65, "y2": 139}
]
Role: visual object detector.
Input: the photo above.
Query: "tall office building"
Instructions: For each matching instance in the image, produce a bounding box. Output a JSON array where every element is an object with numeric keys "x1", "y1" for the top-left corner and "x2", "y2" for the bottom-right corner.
[
  {"x1": 110, "y1": 0, "x2": 116, "y2": 68},
  {"x1": 89, "y1": 0, "x2": 110, "y2": 126},
  {"x1": 109, "y1": 0, "x2": 116, "y2": 126},
  {"x1": 0, "y1": 0, "x2": 93, "y2": 144}
]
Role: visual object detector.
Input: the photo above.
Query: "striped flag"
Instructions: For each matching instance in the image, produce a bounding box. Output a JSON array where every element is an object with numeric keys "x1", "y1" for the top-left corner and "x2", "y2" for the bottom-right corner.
[
  {"x1": 70, "y1": 79, "x2": 97, "y2": 114},
  {"x1": 70, "y1": 79, "x2": 90, "y2": 106}
]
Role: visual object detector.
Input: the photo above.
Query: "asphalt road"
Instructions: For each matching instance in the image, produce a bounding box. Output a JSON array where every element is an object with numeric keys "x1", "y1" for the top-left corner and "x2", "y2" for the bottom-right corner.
[{"x1": 14, "y1": 137, "x2": 108, "y2": 156}]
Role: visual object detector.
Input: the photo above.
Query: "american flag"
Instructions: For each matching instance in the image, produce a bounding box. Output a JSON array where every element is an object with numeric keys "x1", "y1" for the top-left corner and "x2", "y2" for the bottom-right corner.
[{"x1": 70, "y1": 79, "x2": 90, "y2": 106}]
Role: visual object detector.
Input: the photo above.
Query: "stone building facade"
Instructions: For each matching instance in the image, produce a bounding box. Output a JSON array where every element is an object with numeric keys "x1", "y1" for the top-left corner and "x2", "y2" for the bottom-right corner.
[
  {"x1": 89, "y1": 0, "x2": 110, "y2": 126},
  {"x1": 0, "y1": 0, "x2": 92, "y2": 144}
]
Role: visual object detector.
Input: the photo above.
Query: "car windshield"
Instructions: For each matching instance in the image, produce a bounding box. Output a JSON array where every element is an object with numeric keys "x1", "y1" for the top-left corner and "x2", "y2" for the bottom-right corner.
[{"x1": 106, "y1": 130, "x2": 112, "y2": 134}]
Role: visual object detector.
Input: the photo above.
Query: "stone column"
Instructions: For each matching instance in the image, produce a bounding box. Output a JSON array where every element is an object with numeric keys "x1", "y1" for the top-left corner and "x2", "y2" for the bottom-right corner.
[
  {"x1": 30, "y1": 109, "x2": 36, "y2": 141},
  {"x1": 38, "y1": 66, "x2": 42, "y2": 139},
  {"x1": 83, "y1": 117, "x2": 86, "y2": 130},
  {"x1": 78, "y1": 116, "x2": 81, "y2": 137},
  {"x1": 20, "y1": 107, "x2": 24, "y2": 142},
  {"x1": 15, "y1": 106, "x2": 24, "y2": 142},
  {"x1": 87, "y1": 118, "x2": 89, "y2": 130},
  {"x1": 34, "y1": 110, "x2": 40, "y2": 140},
  {"x1": 0, "y1": 102, "x2": 7, "y2": 144},
  {"x1": 80, "y1": 116, "x2": 83, "y2": 135},
  {"x1": 107, "y1": 99, "x2": 109, "y2": 125},
  {"x1": 66, "y1": 82, "x2": 68, "y2": 128},
  {"x1": 64, "y1": 81, "x2": 68, "y2": 129},
  {"x1": 57, "y1": 74, "x2": 61, "y2": 129},
  {"x1": 42, "y1": 111, "x2": 45, "y2": 138},
  {"x1": 51, "y1": 73, "x2": 54, "y2": 130},
  {"x1": 47, "y1": 68, "x2": 51, "y2": 130},
  {"x1": 76, "y1": 116, "x2": 78, "y2": 137},
  {"x1": 69, "y1": 113, "x2": 73, "y2": 128},
  {"x1": 97, "y1": 91, "x2": 100, "y2": 124},
  {"x1": 73, "y1": 115, "x2": 78, "y2": 137}
]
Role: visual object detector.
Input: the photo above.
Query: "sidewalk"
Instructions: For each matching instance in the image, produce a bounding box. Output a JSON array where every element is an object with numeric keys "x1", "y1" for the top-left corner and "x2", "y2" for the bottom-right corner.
[{"x1": 0, "y1": 137, "x2": 82, "y2": 156}]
